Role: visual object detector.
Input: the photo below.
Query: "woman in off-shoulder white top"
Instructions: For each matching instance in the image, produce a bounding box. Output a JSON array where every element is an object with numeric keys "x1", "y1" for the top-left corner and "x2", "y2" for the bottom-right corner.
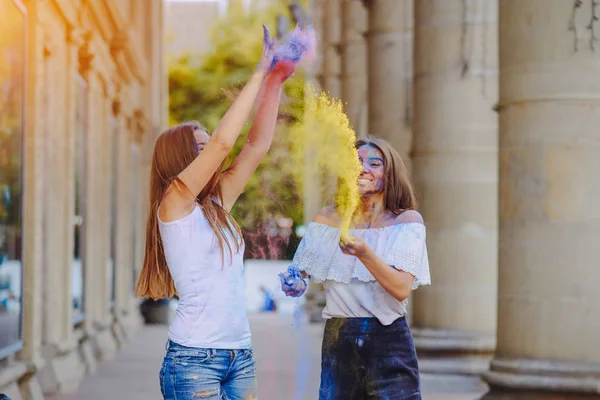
[{"x1": 279, "y1": 137, "x2": 431, "y2": 400}]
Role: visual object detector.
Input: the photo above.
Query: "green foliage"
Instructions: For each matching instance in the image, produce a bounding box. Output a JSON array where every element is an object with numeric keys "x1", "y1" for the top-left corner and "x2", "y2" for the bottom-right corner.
[{"x1": 168, "y1": 1, "x2": 306, "y2": 230}]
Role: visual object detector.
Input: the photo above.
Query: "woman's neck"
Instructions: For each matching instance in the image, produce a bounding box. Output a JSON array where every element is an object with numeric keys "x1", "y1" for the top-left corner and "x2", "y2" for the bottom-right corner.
[{"x1": 353, "y1": 192, "x2": 386, "y2": 228}]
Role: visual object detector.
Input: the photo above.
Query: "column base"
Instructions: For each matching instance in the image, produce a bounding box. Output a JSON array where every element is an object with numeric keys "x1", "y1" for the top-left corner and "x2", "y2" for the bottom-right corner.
[
  {"x1": 0, "y1": 362, "x2": 27, "y2": 400},
  {"x1": 38, "y1": 340, "x2": 85, "y2": 395},
  {"x1": 112, "y1": 315, "x2": 128, "y2": 348},
  {"x1": 482, "y1": 358, "x2": 600, "y2": 398},
  {"x1": 119, "y1": 308, "x2": 144, "y2": 341},
  {"x1": 92, "y1": 325, "x2": 118, "y2": 362},
  {"x1": 76, "y1": 328, "x2": 97, "y2": 375},
  {"x1": 481, "y1": 389, "x2": 600, "y2": 400},
  {"x1": 19, "y1": 375, "x2": 44, "y2": 400},
  {"x1": 413, "y1": 328, "x2": 496, "y2": 375},
  {"x1": 18, "y1": 357, "x2": 45, "y2": 400},
  {"x1": 421, "y1": 372, "x2": 489, "y2": 395},
  {"x1": 0, "y1": 382, "x2": 22, "y2": 400}
]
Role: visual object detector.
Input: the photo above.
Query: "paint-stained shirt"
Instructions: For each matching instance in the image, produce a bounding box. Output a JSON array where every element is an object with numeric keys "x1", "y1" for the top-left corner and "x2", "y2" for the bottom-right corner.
[
  {"x1": 292, "y1": 222, "x2": 431, "y2": 325},
  {"x1": 158, "y1": 203, "x2": 250, "y2": 349}
]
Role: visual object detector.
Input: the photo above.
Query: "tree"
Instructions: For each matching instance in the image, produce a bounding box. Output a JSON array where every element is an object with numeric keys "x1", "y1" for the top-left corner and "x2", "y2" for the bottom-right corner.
[{"x1": 168, "y1": 1, "x2": 307, "y2": 258}]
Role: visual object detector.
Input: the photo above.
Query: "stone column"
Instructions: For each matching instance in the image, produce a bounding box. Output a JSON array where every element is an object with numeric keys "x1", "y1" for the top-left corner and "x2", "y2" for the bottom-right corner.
[
  {"x1": 113, "y1": 98, "x2": 134, "y2": 339},
  {"x1": 341, "y1": 0, "x2": 368, "y2": 137},
  {"x1": 322, "y1": 0, "x2": 342, "y2": 98},
  {"x1": 482, "y1": 1, "x2": 600, "y2": 398},
  {"x1": 78, "y1": 37, "x2": 118, "y2": 363},
  {"x1": 77, "y1": 48, "x2": 102, "y2": 375},
  {"x1": 411, "y1": 0, "x2": 498, "y2": 381},
  {"x1": 37, "y1": 22, "x2": 86, "y2": 396},
  {"x1": 94, "y1": 75, "x2": 119, "y2": 361},
  {"x1": 17, "y1": 6, "x2": 47, "y2": 399},
  {"x1": 40, "y1": 27, "x2": 72, "y2": 353},
  {"x1": 365, "y1": 0, "x2": 412, "y2": 162}
]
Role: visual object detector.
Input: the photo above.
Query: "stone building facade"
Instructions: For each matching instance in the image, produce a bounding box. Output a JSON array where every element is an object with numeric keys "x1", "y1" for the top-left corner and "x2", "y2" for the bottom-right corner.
[
  {"x1": 165, "y1": 0, "x2": 220, "y2": 62},
  {"x1": 309, "y1": 0, "x2": 600, "y2": 398},
  {"x1": 0, "y1": 0, "x2": 166, "y2": 398}
]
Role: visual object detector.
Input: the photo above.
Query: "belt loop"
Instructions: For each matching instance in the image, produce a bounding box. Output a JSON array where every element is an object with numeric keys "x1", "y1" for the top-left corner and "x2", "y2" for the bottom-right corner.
[{"x1": 165, "y1": 339, "x2": 170, "y2": 351}]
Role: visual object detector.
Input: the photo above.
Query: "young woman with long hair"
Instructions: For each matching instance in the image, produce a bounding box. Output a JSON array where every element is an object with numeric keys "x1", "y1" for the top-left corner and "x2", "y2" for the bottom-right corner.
[
  {"x1": 280, "y1": 137, "x2": 431, "y2": 400},
  {"x1": 134, "y1": 26, "x2": 309, "y2": 400}
]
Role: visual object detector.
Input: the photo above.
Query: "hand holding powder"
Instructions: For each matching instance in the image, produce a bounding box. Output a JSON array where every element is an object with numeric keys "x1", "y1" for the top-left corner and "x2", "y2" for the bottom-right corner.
[{"x1": 269, "y1": 25, "x2": 316, "y2": 81}]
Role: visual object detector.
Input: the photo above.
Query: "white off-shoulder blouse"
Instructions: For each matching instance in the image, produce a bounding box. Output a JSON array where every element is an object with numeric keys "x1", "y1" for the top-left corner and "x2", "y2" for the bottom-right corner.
[{"x1": 291, "y1": 222, "x2": 431, "y2": 325}]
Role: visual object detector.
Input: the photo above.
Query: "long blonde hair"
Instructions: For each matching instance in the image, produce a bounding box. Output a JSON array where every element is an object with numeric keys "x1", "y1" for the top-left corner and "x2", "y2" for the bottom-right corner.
[{"x1": 134, "y1": 121, "x2": 242, "y2": 300}]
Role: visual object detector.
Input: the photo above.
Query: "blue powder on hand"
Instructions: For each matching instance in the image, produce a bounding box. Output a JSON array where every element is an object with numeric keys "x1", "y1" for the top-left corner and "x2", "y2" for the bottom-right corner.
[{"x1": 271, "y1": 25, "x2": 316, "y2": 69}]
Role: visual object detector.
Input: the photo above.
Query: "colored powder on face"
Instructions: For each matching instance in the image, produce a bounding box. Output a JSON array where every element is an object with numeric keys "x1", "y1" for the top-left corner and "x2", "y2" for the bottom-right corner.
[{"x1": 288, "y1": 85, "x2": 362, "y2": 240}]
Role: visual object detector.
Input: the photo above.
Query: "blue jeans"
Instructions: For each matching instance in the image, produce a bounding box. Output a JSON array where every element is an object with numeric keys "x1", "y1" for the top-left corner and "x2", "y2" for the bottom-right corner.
[
  {"x1": 319, "y1": 317, "x2": 421, "y2": 400},
  {"x1": 159, "y1": 340, "x2": 257, "y2": 399}
]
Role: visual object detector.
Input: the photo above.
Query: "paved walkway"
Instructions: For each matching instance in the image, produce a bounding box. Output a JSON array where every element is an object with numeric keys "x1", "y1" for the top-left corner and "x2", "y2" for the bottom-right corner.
[{"x1": 50, "y1": 313, "x2": 487, "y2": 400}]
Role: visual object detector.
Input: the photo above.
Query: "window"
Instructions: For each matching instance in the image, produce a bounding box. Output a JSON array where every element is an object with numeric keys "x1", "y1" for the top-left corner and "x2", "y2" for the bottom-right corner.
[
  {"x1": 0, "y1": 0, "x2": 25, "y2": 358},
  {"x1": 72, "y1": 74, "x2": 87, "y2": 325}
]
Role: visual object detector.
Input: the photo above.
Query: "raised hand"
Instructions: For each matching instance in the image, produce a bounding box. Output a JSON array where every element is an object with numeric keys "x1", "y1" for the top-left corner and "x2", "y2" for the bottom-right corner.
[
  {"x1": 256, "y1": 24, "x2": 276, "y2": 75},
  {"x1": 269, "y1": 25, "x2": 316, "y2": 83}
]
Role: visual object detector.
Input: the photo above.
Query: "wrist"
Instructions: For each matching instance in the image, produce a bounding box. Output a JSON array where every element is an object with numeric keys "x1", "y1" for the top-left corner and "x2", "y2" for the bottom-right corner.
[
  {"x1": 357, "y1": 246, "x2": 376, "y2": 263},
  {"x1": 253, "y1": 69, "x2": 268, "y2": 81},
  {"x1": 266, "y1": 73, "x2": 284, "y2": 87}
]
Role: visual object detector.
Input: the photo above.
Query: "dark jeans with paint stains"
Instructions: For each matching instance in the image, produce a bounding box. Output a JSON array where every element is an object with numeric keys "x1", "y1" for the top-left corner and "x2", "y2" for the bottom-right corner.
[
  {"x1": 319, "y1": 317, "x2": 421, "y2": 400},
  {"x1": 160, "y1": 340, "x2": 257, "y2": 400}
]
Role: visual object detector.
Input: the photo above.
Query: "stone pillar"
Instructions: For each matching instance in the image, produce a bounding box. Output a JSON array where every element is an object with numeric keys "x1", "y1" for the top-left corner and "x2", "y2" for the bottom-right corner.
[
  {"x1": 411, "y1": 0, "x2": 498, "y2": 381},
  {"x1": 17, "y1": 6, "x2": 47, "y2": 399},
  {"x1": 310, "y1": 0, "x2": 325, "y2": 89},
  {"x1": 40, "y1": 28, "x2": 68, "y2": 349},
  {"x1": 90, "y1": 70, "x2": 118, "y2": 361},
  {"x1": 341, "y1": 0, "x2": 368, "y2": 137},
  {"x1": 113, "y1": 101, "x2": 132, "y2": 338},
  {"x1": 365, "y1": 0, "x2": 412, "y2": 163},
  {"x1": 37, "y1": 20, "x2": 86, "y2": 396},
  {"x1": 322, "y1": 0, "x2": 342, "y2": 98},
  {"x1": 482, "y1": 1, "x2": 600, "y2": 398},
  {"x1": 76, "y1": 35, "x2": 118, "y2": 364}
]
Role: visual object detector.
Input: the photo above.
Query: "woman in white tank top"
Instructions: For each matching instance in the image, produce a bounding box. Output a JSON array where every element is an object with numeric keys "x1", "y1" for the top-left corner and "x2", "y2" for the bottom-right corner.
[{"x1": 135, "y1": 26, "x2": 313, "y2": 400}]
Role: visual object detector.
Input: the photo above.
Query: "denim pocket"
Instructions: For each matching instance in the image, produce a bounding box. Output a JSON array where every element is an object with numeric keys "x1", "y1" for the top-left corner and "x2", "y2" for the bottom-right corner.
[{"x1": 174, "y1": 349, "x2": 213, "y2": 365}]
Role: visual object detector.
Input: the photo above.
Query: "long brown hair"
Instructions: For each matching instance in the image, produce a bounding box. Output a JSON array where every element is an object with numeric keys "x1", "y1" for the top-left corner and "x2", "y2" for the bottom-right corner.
[
  {"x1": 134, "y1": 121, "x2": 242, "y2": 300},
  {"x1": 355, "y1": 137, "x2": 417, "y2": 214}
]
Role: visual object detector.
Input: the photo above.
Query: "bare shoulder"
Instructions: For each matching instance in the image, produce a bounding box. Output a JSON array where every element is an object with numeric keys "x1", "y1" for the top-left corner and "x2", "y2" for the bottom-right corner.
[
  {"x1": 313, "y1": 206, "x2": 340, "y2": 227},
  {"x1": 395, "y1": 209, "x2": 424, "y2": 224},
  {"x1": 159, "y1": 183, "x2": 197, "y2": 223}
]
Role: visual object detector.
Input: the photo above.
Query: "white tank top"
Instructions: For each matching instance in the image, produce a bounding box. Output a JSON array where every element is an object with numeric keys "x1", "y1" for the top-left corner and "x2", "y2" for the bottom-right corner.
[{"x1": 158, "y1": 204, "x2": 250, "y2": 349}]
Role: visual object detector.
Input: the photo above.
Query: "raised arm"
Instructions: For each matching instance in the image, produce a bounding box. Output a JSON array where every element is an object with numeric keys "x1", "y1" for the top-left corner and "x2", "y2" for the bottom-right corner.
[
  {"x1": 220, "y1": 26, "x2": 314, "y2": 210},
  {"x1": 219, "y1": 73, "x2": 284, "y2": 210},
  {"x1": 160, "y1": 27, "x2": 275, "y2": 221}
]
